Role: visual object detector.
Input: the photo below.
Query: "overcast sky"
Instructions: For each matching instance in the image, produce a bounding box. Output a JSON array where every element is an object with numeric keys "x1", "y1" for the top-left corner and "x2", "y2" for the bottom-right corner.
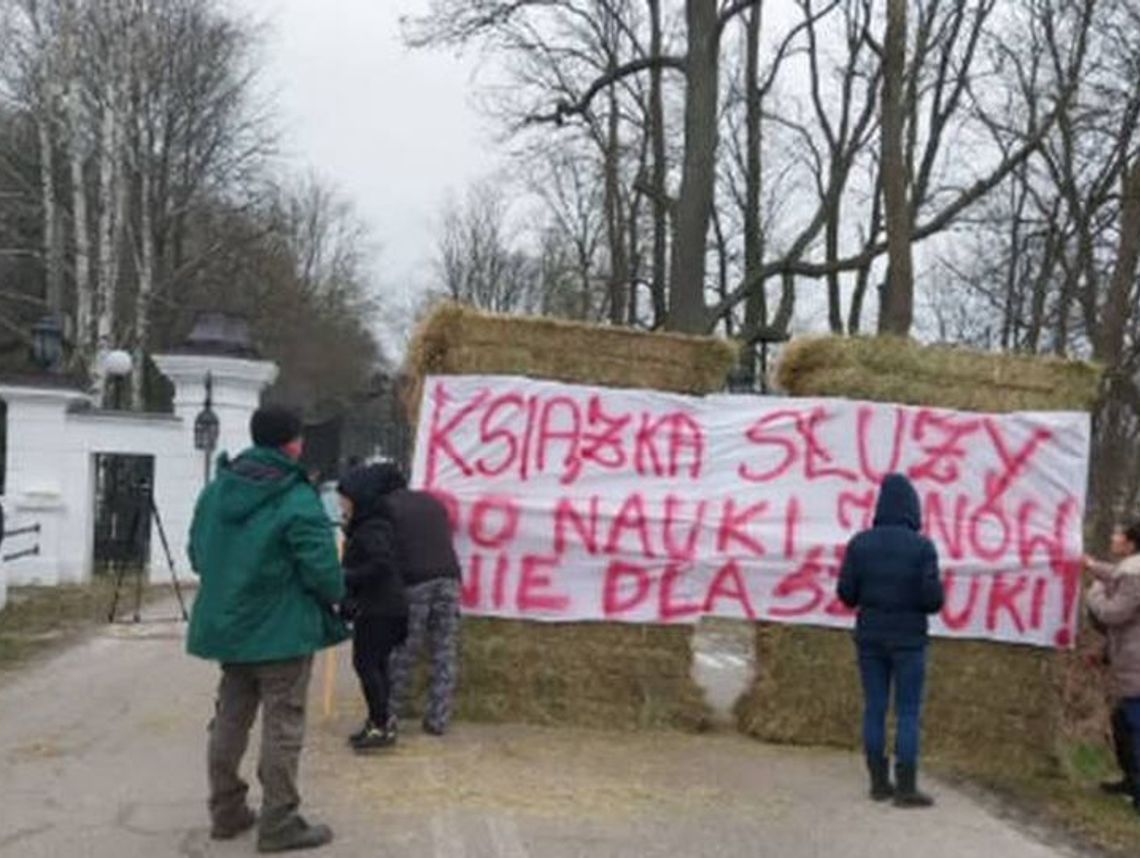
[{"x1": 238, "y1": 0, "x2": 494, "y2": 325}]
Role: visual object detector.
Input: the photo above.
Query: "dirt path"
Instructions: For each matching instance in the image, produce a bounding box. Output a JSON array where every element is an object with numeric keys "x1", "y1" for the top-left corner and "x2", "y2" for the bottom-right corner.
[{"x1": 0, "y1": 604, "x2": 1079, "y2": 857}]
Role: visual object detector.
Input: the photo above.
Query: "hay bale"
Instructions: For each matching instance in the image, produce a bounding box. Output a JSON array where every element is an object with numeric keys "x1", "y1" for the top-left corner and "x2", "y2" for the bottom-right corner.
[
  {"x1": 404, "y1": 302, "x2": 737, "y2": 421},
  {"x1": 447, "y1": 620, "x2": 708, "y2": 729},
  {"x1": 400, "y1": 304, "x2": 736, "y2": 731},
  {"x1": 739, "y1": 335, "x2": 1101, "y2": 775},
  {"x1": 775, "y1": 335, "x2": 1100, "y2": 412},
  {"x1": 737, "y1": 627, "x2": 1059, "y2": 776}
]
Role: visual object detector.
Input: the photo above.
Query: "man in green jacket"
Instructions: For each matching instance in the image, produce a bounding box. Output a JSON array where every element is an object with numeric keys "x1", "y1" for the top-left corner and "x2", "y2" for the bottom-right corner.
[{"x1": 188, "y1": 406, "x2": 348, "y2": 853}]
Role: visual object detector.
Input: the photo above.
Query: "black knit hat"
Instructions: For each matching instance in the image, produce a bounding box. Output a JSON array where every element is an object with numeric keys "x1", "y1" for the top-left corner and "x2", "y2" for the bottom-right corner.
[{"x1": 250, "y1": 406, "x2": 303, "y2": 448}]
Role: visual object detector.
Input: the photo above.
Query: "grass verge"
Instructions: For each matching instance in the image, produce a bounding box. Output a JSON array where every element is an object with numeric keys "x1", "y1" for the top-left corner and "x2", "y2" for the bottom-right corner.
[
  {"x1": 0, "y1": 576, "x2": 173, "y2": 673},
  {"x1": 930, "y1": 742, "x2": 1140, "y2": 856}
]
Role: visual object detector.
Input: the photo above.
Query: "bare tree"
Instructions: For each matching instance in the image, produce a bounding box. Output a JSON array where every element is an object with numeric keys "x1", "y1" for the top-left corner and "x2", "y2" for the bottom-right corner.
[{"x1": 434, "y1": 181, "x2": 546, "y2": 315}]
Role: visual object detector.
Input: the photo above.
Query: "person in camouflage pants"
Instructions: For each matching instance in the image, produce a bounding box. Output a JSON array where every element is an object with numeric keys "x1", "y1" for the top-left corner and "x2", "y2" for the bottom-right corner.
[
  {"x1": 390, "y1": 577, "x2": 461, "y2": 734},
  {"x1": 371, "y1": 466, "x2": 463, "y2": 736}
]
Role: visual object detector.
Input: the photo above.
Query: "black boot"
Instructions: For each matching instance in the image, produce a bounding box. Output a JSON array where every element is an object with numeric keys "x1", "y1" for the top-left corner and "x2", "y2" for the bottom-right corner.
[
  {"x1": 893, "y1": 763, "x2": 934, "y2": 808},
  {"x1": 256, "y1": 816, "x2": 333, "y2": 853},
  {"x1": 866, "y1": 755, "x2": 894, "y2": 802}
]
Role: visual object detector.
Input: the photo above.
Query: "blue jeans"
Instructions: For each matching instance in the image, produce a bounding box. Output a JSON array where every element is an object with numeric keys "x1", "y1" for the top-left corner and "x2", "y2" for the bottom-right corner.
[
  {"x1": 857, "y1": 643, "x2": 927, "y2": 766},
  {"x1": 1121, "y1": 698, "x2": 1140, "y2": 788}
]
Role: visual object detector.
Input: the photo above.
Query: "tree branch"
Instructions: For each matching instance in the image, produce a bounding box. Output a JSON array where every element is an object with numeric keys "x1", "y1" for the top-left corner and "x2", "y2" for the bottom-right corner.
[
  {"x1": 717, "y1": 0, "x2": 761, "y2": 37},
  {"x1": 524, "y1": 55, "x2": 685, "y2": 126},
  {"x1": 706, "y1": 115, "x2": 1059, "y2": 326}
]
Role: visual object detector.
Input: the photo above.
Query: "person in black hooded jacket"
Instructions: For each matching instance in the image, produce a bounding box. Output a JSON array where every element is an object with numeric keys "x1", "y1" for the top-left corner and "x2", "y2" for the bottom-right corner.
[
  {"x1": 337, "y1": 464, "x2": 409, "y2": 751},
  {"x1": 837, "y1": 472, "x2": 944, "y2": 808}
]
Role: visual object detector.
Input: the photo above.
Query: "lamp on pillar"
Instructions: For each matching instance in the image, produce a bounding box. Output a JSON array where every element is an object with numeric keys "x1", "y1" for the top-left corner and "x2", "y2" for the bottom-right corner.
[
  {"x1": 103, "y1": 350, "x2": 133, "y2": 410},
  {"x1": 30, "y1": 315, "x2": 64, "y2": 373},
  {"x1": 194, "y1": 372, "x2": 220, "y2": 484}
]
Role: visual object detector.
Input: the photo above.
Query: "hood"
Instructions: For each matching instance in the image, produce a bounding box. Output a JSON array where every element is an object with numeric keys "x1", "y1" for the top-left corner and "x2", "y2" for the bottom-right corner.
[
  {"x1": 872, "y1": 473, "x2": 921, "y2": 531},
  {"x1": 214, "y1": 447, "x2": 306, "y2": 522},
  {"x1": 337, "y1": 463, "x2": 406, "y2": 524}
]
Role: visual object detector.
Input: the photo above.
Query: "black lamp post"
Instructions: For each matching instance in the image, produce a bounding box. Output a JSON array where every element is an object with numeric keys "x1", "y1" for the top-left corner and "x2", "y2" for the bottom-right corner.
[
  {"x1": 30, "y1": 315, "x2": 64, "y2": 373},
  {"x1": 194, "y1": 372, "x2": 220, "y2": 484}
]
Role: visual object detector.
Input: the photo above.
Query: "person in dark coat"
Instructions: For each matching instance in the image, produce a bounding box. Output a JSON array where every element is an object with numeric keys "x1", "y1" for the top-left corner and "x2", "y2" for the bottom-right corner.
[
  {"x1": 337, "y1": 464, "x2": 409, "y2": 752},
  {"x1": 837, "y1": 473, "x2": 944, "y2": 808},
  {"x1": 384, "y1": 475, "x2": 463, "y2": 736}
]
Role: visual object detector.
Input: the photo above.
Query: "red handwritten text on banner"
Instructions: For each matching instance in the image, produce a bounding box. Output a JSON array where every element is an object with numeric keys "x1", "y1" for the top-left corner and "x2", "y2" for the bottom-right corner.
[{"x1": 412, "y1": 375, "x2": 1091, "y2": 648}]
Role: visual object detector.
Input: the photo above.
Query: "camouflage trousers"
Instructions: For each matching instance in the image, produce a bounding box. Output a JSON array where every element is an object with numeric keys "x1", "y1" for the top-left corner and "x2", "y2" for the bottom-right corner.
[{"x1": 389, "y1": 578, "x2": 461, "y2": 733}]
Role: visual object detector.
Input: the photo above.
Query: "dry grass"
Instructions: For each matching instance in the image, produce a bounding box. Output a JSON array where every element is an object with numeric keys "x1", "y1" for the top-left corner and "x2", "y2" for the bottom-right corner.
[{"x1": 0, "y1": 577, "x2": 169, "y2": 672}]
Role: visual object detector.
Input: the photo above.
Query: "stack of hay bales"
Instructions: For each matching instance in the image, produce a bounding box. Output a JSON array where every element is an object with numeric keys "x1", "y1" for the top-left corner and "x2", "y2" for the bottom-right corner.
[
  {"x1": 737, "y1": 335, "x2": 1102, "y2": 780},
  {"x1": 403, "y1": 303, "x2": 737, "y2": 730}
]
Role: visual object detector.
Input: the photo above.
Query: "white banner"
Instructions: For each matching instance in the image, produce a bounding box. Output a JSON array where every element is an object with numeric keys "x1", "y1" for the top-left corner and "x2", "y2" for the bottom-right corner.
[{"x1": 411, "y1": 375, "x2": 1091, "y2": 648}]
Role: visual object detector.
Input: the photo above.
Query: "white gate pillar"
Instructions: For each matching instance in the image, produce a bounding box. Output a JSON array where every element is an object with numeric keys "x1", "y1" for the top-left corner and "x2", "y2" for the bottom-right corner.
[
  {"x1": 0, "y1": 382, "x2": 90, "y2": 586},
  {"x1": 151, "y1": 353, "x2": 278, "y2": 582}
]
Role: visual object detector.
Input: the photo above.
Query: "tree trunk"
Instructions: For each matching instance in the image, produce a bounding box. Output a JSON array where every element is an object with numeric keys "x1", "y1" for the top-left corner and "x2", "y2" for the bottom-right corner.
[
  {"x1": 37, "y1": 111, "x2": 64, "y2": 314},
  {"x1": 604, "y1": 71, "x2": 628, "y2": 325},
  {"x1": 65, "y1": 79, "x2": 93, "y2": 365},
  {"x1": 741, "y1": 1, "x2": 765, "y2": 378},
  {"x1": 1025, "y1": 203, "x2": 1060, "y2": 353},
  {"x1": 94, "y1": 83, "x2": 124, "y2": 399},
  {"x1": 648, "y1": 0, "x2": 668, "y2": 328},
  {"x1": 877, "y1": 0, "x2": 915, "y2": 336},
  {"x1": 1088, "y1": 158, "x2": 1140, "y2": 551},
  {"x1": 132, "y1": 144, "x2": 154, "y2": 409},
  {"x1": 666, "y1": 0, "x2": 719, "y2": 334},
  {"x1": 848, "y1": 171, "x2": 883, "y2": 335},
  {"x1": 1094, "y1": 159, "x2": 1140, "y2": 365},
  {"x1": 825, "y1": 179, "x2": 843, "y2": 334}
]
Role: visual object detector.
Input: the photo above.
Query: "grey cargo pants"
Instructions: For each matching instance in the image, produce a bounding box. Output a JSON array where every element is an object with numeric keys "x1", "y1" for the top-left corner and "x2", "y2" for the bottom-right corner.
[{"x1": 207, "y1": 656, "x2": 313, "y2": 837}]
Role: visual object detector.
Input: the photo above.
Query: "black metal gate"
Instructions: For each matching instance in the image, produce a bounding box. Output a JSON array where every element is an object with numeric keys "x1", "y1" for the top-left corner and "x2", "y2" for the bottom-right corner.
[{"x1": 93, "y1": 454, "x2": 155, "y2": 574}]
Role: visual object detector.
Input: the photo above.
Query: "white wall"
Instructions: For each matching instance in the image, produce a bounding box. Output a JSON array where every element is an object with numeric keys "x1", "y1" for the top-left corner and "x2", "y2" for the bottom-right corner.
[{"x1": 0, "y1": 354, "x2": 277, "y2": 589}]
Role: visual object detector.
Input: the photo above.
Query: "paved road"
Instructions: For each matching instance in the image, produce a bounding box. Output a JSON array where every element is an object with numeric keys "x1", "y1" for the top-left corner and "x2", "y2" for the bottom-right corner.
[{"x1": 0, "y1": 607, "x2": 1078, "y2": 858}]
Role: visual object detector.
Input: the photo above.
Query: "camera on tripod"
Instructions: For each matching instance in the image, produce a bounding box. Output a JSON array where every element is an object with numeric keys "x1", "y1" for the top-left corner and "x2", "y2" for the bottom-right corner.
[{"x1": 106, "y1": 475, "x2": 189, "y2": 624}]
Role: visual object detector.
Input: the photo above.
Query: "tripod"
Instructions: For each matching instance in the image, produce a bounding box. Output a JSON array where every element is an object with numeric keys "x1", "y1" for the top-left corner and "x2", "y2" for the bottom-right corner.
[{"x1": 107, "y1": 478, "x2": 189, "y2": 623}]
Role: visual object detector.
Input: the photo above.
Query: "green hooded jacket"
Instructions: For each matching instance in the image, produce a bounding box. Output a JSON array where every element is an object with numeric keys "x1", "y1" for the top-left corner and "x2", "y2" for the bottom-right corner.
[{"x1": 186, "y1": 446, "x2": 349, "y2": 663}]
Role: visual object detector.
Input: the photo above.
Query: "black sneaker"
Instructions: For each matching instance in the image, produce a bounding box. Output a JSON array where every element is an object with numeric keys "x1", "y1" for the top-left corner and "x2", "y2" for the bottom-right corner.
[
  {"x1": 257, "y1": 816, "x2": 333, "y2": 853},
  {"x1": 350, "y1": 722, "x2": 396, "y2": 751},
  {"x1": 422, "y1": 719, "x2": 447, "y2": 737},
  {"x1": 346, "y1": 720, "x2": 372, "y2": 747}
]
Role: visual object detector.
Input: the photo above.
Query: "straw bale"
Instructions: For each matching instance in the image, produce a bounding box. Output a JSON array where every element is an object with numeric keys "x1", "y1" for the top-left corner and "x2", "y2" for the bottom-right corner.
[
  {"x1": 440, "y1": 619, "x2": 709, "y2": 729},
  {"x1": 404, "y1": 302, "x2": 737, "y2": 421},
  {"x1": 400, "y1": 304, "x2": 735, "y2": 730},
  {"x1": 737, "y1": 627, "x2": 1060, "y2": 776},
  {"x1": 775, "y1": 335, "x2": 1100, "y2": 412},
  {"x1": 739, "y1": 335, "x2": 1101, "y2": 775}
]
